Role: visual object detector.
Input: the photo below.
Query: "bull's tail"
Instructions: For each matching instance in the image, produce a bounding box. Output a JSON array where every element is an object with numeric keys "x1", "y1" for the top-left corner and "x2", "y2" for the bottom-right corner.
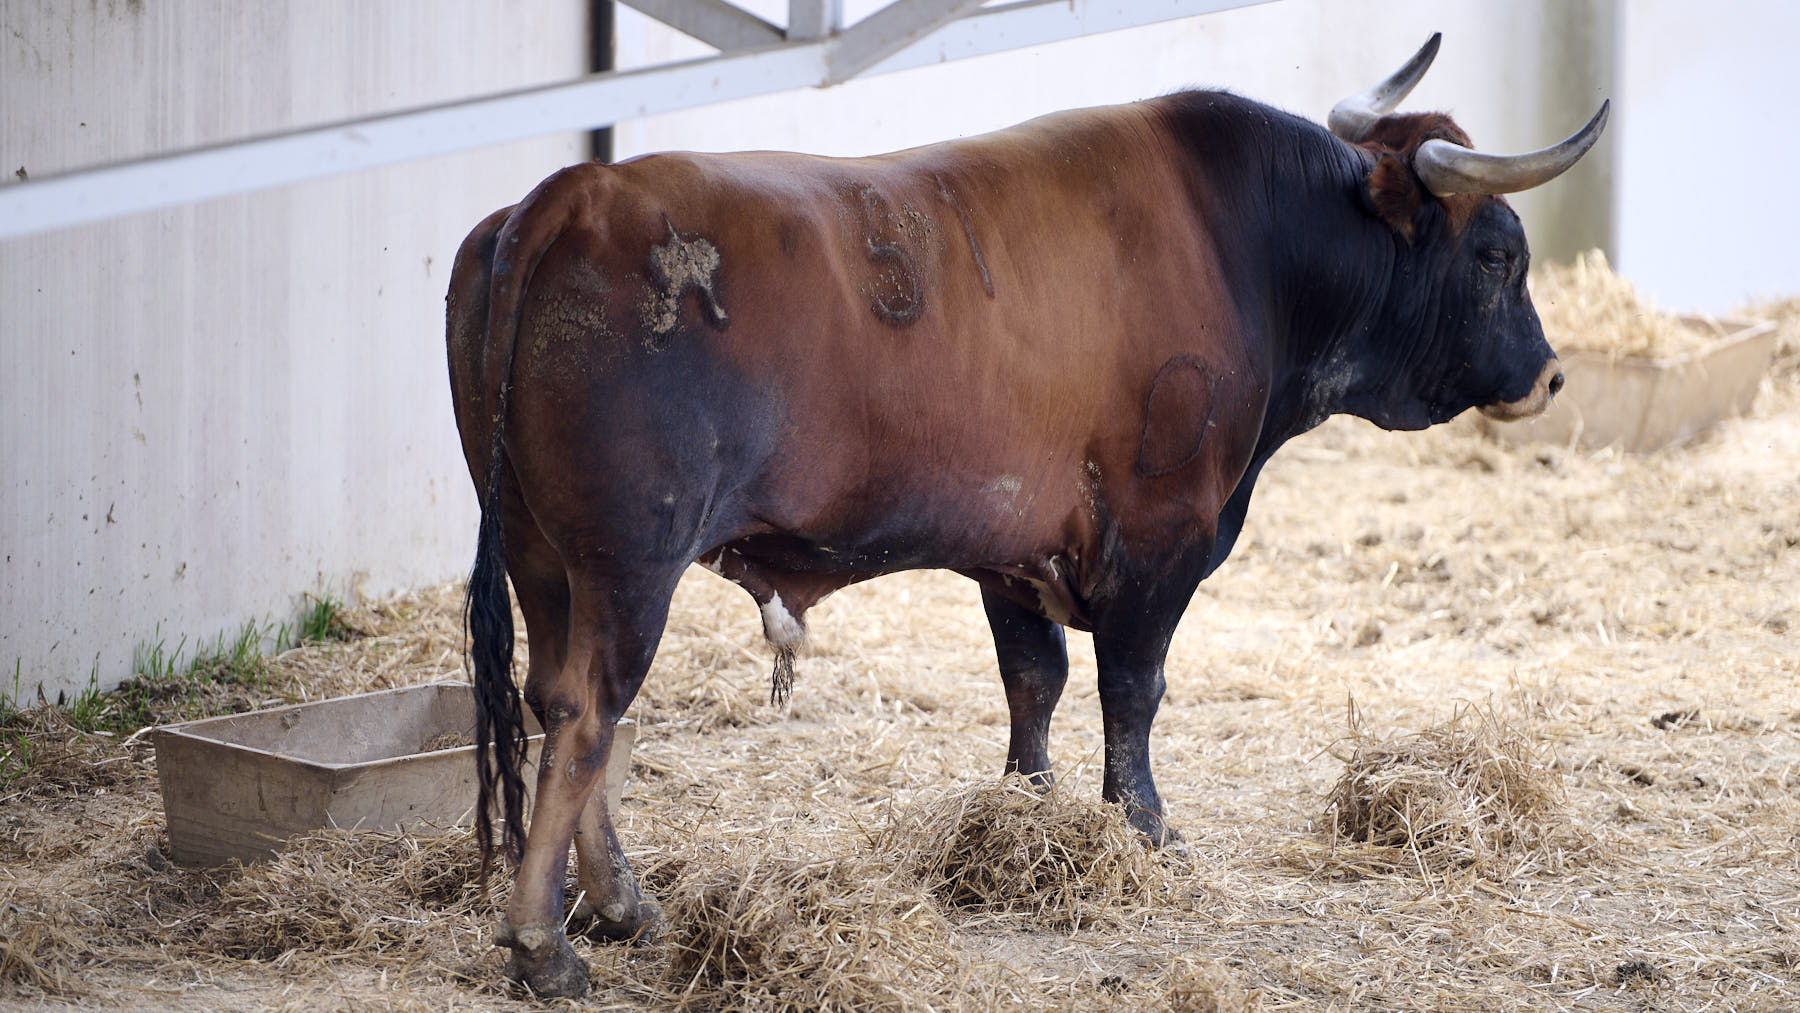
[{"x1": 463, "y1": 170, "x2": 586, "y2": 885}]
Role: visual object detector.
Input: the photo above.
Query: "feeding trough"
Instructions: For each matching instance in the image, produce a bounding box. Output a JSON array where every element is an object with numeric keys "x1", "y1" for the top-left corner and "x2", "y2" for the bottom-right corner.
[
  {"x1": 1478, "y1": 315, "x2": 1778, "y2": 452},
  {"x1": 154, "y1": 682, "x2": 633, "y2": 867},
  {"x1": 1478, "y1": 250, "x2": 1779, "y2": 452}
]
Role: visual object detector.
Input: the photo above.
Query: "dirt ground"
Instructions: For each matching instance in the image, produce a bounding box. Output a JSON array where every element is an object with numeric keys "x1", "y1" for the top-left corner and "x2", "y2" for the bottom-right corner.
[{"x1": 4, "y1": 307, "x2": 1797, "y2": 1011}]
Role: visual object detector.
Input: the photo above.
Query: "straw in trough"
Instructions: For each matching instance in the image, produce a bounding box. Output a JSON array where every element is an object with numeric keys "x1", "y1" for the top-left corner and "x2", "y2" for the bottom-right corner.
[
  {"x1": 876, "y1": 774, "x2": 1166, "y2": 928},
  {"x1": 1530, "y1": 248, "x2": 1721, "y2": 359},
  {"x1": 1321, "y1": 702, "x2": 1590, "y2": 880}
]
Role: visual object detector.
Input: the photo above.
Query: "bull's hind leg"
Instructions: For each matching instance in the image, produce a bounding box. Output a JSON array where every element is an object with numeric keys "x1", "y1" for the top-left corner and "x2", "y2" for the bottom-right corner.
[
  {"x1": 980, "y1": 588, "x2": 1068, "y2": 785},
  {"x1": 499, "y1": 566, "x2": 676, "y2": 998},
  {"x1": 567, "y1": 764, "x2": 660, "y2": 940}
]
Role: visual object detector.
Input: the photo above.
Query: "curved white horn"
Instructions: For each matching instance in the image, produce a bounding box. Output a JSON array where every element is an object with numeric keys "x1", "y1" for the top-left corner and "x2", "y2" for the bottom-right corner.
[
  {"x1": 1415, "y1": 101, "x2": 1610, "y2": 196},
  {"x1": 1327, "y1": 33, "x2": 1441, "y2": 142}
]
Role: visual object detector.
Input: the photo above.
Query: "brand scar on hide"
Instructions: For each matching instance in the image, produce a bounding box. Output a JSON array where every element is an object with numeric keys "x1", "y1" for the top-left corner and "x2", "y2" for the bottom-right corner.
[
  {"x1": 858, "y1": 185, "x2": 923, "y2": 325},
  {"x1": 643, "y1": 218, "x2": 729, "y2": 347},
  {"x1": 935, "y1": 175, "x2": 994, "y2": 298},
  {"x1": 1137, "y1": 354, "x2": 1220, "y2": 478}
]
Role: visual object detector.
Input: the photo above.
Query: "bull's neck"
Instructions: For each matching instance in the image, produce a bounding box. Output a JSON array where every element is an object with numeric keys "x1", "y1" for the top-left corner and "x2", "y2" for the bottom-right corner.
[{"x1": 1155, "y1": 91, "x2": 1401, "y2": 452}]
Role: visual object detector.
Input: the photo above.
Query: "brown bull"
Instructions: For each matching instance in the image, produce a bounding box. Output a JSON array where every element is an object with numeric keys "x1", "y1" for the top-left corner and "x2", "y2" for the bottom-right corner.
[{"x1": 447, "y1": 34, "x2": 1606, "y2": 995}]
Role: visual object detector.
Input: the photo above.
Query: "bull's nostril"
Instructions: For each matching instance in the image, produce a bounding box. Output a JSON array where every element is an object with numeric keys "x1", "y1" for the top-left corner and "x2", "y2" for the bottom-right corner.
[{"x1": 1547, "y1": 371, "x2": 1565, "y2": 398}]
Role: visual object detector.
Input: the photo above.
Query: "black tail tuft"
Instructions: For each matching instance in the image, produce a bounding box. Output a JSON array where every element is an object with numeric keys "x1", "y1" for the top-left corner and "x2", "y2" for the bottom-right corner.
[
  {"x1": 458, "y1": 172, "x2": 582, "y2": 888},
  {"x1": 466, "y1": 441, "x2": 529, "y2": 885}
]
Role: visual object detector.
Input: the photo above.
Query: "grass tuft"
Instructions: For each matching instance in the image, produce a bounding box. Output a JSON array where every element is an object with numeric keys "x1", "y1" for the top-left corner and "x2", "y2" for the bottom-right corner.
[
  {"x1": 5, "y1": 591, "x2": 362, "y2": 776},
  {"x1": 295, "y1": 593, "x2": 353, "y2": 646}
]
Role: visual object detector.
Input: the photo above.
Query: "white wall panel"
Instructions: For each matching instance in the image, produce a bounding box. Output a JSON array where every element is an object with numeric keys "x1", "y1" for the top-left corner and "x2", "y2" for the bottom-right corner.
[
  {"x1": 1, "y1": 1, "x2": 588, "y2": 699},
  {"x1": 1614, "y1": 1, "x2": 1800, "y2": 312}
]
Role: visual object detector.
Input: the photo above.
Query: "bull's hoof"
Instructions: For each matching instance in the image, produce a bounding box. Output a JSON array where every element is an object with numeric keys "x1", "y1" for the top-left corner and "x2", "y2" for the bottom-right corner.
[
  {"x1": 1126, "y1": 807, "x2": 1186, "y2": 852},
  {"x1": 570, "y1": 893, "x2": 663, "y2": 943},
  {"x1": 495, "y1": 922, "x2": 591, "y2": 998}
]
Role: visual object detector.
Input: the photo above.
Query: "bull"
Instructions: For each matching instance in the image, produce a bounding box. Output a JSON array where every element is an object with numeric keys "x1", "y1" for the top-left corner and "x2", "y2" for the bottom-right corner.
[{"x1": 446, "y1": 34, "x2": 1607, "y2": 995}]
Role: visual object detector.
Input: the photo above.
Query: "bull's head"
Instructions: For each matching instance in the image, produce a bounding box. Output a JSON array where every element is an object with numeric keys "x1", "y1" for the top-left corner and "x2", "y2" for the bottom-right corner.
[{"x1": 1327, "y1": 34, "x2": 1608, "y2": 428}]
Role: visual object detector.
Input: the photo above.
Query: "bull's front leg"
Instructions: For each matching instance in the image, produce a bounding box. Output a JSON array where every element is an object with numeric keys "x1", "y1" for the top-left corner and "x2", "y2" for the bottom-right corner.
[
  {"x1": 980, "y1": 587, "x2": 1069, "y2": 785},
  {"x1": 1092, "y1": 588, "x2": 1191, "y2": 847}
]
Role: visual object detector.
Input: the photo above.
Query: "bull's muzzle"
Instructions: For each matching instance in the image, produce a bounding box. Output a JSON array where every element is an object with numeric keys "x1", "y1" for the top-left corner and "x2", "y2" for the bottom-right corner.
[{"x1": 1478, "y1": 358, "x2": 1564, "y2": 421}]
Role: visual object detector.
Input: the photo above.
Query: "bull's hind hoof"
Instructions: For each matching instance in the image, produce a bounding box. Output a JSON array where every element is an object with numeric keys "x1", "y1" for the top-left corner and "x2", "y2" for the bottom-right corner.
[
  {"x1": 571, "y1": 894, "x2": 663, "y2": 943},
  {"x1": 496, "y1": 922, "x2": 591, "y2": 998}
]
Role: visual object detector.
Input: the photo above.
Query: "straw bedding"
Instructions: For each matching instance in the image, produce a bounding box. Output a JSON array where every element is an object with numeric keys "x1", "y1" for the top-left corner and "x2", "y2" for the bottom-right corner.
[{"x1": 3, "y1": 294, "x2": 1797, "y2": 1010}]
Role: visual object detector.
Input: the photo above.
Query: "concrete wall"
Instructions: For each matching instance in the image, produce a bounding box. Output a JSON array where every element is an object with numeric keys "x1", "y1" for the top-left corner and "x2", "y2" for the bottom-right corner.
[
  {"x1": 1, "y1": 1, "x2": 588, "y2": 700},
  {"x1": 6, "y1": 0, "x2": 1787, "y2": 702},
  {"x1": 1613, "y1": 0, "x2": 1800, "y2": 312}
]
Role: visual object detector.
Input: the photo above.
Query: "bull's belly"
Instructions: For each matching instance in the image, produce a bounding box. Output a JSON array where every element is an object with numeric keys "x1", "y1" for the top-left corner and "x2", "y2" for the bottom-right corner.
[{"x1": 695, "y1": 530, "x2": 1092, "y2": 632}]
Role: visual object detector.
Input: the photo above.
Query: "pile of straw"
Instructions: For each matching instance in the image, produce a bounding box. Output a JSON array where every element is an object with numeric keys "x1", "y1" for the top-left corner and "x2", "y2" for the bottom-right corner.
[
  {"x1": 0, "y1": 887, "x2": 83, "y2": 995},
  {"x1": 1158, "y1": 957, "x2": 1260, "y2": 1013},
  {"x1": 266, "y1": 583, "x2": 470, "y2": 703},
  {"x1": 1531, "y1": 248, "x2": 1718, "y2": 359},
  {"x1": 1740, "y1": 295, "x2": 1800, "y2": 388},
  {"x1": 197, "y1": 826, "x2": 489, "y2": 966},
  {"x1": 878, "y1": 776, "x2": 1165, "y2": 928},
  {"x1": 1322, "y1": 705, "x2": 1588, "y2": 879},
  {"x1": 655, "y1": 845, "x2": 962, "y2": 1012}
]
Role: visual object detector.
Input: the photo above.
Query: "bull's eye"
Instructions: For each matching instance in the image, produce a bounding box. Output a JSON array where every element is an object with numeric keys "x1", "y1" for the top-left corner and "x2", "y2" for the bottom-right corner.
[{"x1": 1478, "y1": 248, "x2": 1510, "y2": 274}]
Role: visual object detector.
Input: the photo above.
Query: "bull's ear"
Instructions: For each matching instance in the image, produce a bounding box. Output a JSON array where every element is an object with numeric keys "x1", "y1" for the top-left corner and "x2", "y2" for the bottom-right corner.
[{"x1": 1365, "y1": 152, "x2": 1423, "y2": 242}]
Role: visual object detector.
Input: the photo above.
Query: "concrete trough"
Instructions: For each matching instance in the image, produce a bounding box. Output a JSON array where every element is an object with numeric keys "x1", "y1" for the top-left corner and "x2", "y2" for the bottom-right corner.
[
  {"x1": 154, "y1": 682, "x2": 632, "y2": 867},
  {"x1": 1479, "y1": 316, "x2": 1779, "y2": 453}
]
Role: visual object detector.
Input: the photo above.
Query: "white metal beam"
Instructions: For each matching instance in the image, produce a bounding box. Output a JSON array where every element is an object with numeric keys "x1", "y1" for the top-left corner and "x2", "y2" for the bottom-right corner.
[
  {"x1": 614, "y1": 0, "x2": 783, "y2": 52},
  {"x1": 787, "y1": 0, "x2": 841, "y2": 40},
  {"x1": 0, "y1": 0, "x2": 1275, "y2": 241},
  {"x1": 827, "y1": 0, "x2": 989, "y2": 84},
  {"x1": 878, "y1": 0, "x2": 1274, "y2": 73}
]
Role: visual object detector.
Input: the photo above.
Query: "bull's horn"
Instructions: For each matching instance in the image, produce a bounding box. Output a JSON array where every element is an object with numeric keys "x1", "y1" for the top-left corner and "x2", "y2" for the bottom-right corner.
[
  {"x1": 1327, "y1": 33, "x2": 1441, "y2": 142},
  {"x1": 1415, "y1": 101, "x2": 1611, "y2": 196}
]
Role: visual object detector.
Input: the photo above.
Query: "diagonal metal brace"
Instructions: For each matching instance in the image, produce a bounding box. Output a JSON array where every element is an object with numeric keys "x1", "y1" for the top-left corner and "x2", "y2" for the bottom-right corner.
[
  {"x1": 787, "y1": 0, "x2": 842, "y2": 40},
  {"x1": 825, "y1": 0, "x2": 989, "y2": 84},
  {"x1": 615, "y1": 0, "x2": 784, "y2": 53}
]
